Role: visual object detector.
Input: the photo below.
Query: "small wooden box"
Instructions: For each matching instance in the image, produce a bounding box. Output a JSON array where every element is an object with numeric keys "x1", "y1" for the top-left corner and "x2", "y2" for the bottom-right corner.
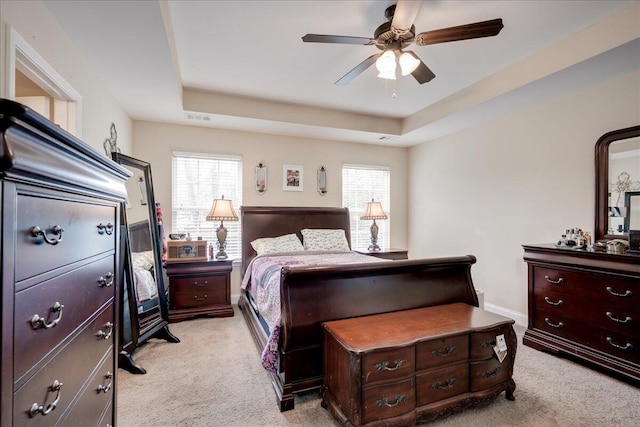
[{"x1": 166, "y1": 240, "x2": 208, "y2": 262}]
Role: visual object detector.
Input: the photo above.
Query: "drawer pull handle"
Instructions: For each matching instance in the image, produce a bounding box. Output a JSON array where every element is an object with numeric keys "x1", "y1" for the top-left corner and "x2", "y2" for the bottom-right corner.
[
  {"x1": 606, "y1": 337, "x2": 633, "y2": 350},
  {"x1": 544, "y1": 317, "x2": 564, "y2": 328},
  {"x1": 30, "y1": 225, "x2": 64, "y2": 246},
  {"x1": 31, "y1": 302, "x2": 64, "y2": 329},
  {"x1": 481, "y1": 339, "x2": 496, "y2": 348},
  {"x1": 98, "y1": 272, "x2": 114, "y2": 287},
  {"x1": 481, "y1": 367, "x2": 501, "y2": 379},
  {"x1": 98, "y1": 371, "x2": 113, "y2": 393},
  {"x1": 606, "y1": 312, "x2": 632, "y2": 324},
  {"x1": 606, "y1": 287, "x2": 632, "y2": 298},
  {"x1": 376, "y1": 395, "x2": 406, "y2": 408},
  {"x1": 29, "y1": 380, "x2": 63, "y2": 417},
  {"x1": 194, "y1": 295, "x2": 208, "y2": 301},
  {"x1": 431, "y1": 378, "x2": 456, "y2": 390},
  {"x1": 194, "y1": 281, "x2": 208, "y2": 287},
  {"x1": 544, "y1": 275, "x2": 564, "y2": 285},
  {"x1": 96, "y1": 322, "x2": 114, "y2": 340},
  {"x1": 374, "y1": 359, "x2": 406, "y2": 371},
  {"x1": 544, "y1": 296, "x2": 564, "y2": 306},
  {"x1": 431, "y1": 346, "x2": 456, "y2": 357},
  {"x1": 97, "y1": 223, "x2": 114, "y2": 235}
]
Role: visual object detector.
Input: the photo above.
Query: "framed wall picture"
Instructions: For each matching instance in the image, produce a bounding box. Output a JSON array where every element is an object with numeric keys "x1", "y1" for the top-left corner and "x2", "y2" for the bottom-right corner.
[{"x1": 283, "y1": 164, "x2": 303, "y2": 191}]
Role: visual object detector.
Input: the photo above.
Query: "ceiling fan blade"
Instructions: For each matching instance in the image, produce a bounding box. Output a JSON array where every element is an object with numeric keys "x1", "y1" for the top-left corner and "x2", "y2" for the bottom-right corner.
[
  {"x1": 302, "y1": 34, "x2": 374, "y2": 45},
  {"x1": 405, "y1": 51, "x2": 436, "y2": 84},
  {"x1": 415, "y1": 18, "x2": 504, "y2": 46},
  {"x1": 335, "y1": 53, "x2": 381, "y2": 86},
  {"x1": 391, "y1": 0, "x2": 421, "y2": 32}
]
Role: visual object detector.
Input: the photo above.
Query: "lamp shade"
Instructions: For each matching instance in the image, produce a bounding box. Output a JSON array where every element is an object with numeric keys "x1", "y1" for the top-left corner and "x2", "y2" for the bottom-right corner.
[
  {"x1": 399, "y1": 51, "x2": 420, "y2": 76},
  {"x1": 375, "y1": 50, "x2": 397, "y2": 80},
  {"x1": 206, "y1": 195, "x2": 238, "y2": 221},
  {"x1": 361, "y1": 199, "x2": 387, "y2": 220}
]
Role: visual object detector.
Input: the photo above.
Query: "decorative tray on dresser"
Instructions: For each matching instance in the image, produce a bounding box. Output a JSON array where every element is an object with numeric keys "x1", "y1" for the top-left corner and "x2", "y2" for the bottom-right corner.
[
  {"x1": 522, "y1": 244, "x2": 640, "y2": 386},
  {"x1": 1, "y1": 99, "x2": 130, "y2": 426},
  {"x1": 322, "y1": 303, "x2": 517, "y2": 426}
]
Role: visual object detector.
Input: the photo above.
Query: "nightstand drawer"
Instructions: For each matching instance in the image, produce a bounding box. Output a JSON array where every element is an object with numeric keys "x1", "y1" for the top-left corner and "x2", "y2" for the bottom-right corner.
[
  {"x1": 416, "y1": 334, "x2": 468, "y2": 370},
  {"x1": 173, "y1": 287, "x2": 227, "y2": 308},
  {"x1": 172, "y1": 274, "x2": 227, "y2": 292}
]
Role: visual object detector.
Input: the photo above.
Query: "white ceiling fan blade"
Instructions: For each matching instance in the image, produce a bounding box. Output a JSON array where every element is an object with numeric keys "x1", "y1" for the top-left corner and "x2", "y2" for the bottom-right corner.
[{"x1": 391, "y1": 0, "x2": 421, "y2": 31}]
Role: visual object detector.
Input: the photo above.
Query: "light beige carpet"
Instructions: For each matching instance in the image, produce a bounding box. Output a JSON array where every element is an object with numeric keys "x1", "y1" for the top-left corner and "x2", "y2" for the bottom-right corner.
[{"x1": 118, "y1": 306, "x2": 639, "y2": 426}]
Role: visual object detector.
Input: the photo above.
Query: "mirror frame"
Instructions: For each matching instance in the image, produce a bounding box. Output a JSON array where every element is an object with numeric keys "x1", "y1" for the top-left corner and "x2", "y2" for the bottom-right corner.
[
  {"x1": 594, "y1": 125, "x2": 640, "y2": 242},
  {"x1": 112, "y1": 153, "x2": 179, "y2": 374}
]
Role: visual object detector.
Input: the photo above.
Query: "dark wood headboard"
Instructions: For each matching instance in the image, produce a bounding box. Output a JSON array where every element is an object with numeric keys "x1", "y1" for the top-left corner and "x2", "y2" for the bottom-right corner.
[
  {"x1": 129, "y1": 220, "x2": 152, "y2": 253},
  {"x1": 241, "y1": 206, "x2": 351, "y2": 274}
]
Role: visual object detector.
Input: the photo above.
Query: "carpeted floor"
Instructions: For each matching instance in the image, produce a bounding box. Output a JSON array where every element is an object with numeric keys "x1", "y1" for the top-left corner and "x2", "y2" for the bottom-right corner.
[{"x1": 117, "y1": 305, "x2": 639, "y2": 426}]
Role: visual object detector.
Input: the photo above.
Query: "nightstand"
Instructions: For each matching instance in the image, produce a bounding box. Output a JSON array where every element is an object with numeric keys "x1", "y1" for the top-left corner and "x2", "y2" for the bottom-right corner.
[
  {"x1": 165, "y1": 259, "x2": 233, "y2": 322},
  {"x1": 355, "y1": 248, "x2": 408, "y2": 260}
]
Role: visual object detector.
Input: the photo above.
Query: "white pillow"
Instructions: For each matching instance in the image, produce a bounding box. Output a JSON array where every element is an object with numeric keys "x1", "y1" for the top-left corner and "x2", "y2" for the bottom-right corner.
[
  {"x1": 301, "y1": 229, "x2": 350, "y2": 252},
  {"x1": 251, "y1": 233, "x2": 304, "y2": 255},
  {"x1": 131, "y1": 251, "x2": 155, "y2": 271}
]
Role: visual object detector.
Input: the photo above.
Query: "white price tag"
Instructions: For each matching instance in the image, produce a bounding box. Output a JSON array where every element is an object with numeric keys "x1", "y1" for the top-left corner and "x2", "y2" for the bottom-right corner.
[{"x1": 496, "y1": 334, "x2": 507, "y2": 352}]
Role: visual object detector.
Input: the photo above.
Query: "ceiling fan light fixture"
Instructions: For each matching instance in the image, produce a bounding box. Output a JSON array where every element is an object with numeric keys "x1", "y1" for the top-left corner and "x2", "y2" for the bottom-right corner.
[
  {"x1": 375, "y1": 49, "x2": 397, "y2": 80},
  {"x1": 399, "y1": 51, "x2": 420, "y2": 76}
]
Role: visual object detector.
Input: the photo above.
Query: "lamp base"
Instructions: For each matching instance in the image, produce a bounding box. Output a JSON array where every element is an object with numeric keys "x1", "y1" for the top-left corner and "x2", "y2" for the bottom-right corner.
[
  {"x1": 368, "y1": 220, "x2": 380, "y2": 252},
  {"x1": 215, "y1": 250, "x2": 228, "y2": 260}
]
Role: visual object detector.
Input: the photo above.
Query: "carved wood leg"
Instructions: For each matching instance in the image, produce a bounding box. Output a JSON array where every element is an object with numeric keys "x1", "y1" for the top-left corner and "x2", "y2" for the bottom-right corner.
[
  {"x1": 119, "y1": 351, "x2": 147, "y2": 375},
  {"x1": 506, "y1": 378, "x2": 516, "y2": 401},
  {"x1": 155, "y1": 324, "x2": 181, "y2": 343}
]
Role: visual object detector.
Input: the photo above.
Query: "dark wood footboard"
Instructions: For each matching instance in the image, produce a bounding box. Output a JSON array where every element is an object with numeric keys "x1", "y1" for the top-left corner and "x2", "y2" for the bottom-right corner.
[{"x1": 239, "y1": 255, "x2": 479, "y2": 411}]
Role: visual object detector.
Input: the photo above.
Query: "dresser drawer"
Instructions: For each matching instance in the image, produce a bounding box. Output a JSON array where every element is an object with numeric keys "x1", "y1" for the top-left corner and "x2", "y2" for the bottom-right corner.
[
  {"x1": 416, "y1": 361, "x2": 469, "y2": 406},
  {"x1": 13, "y1": 306, "x2": 114, "y2": 425},
  {"x1": 362, "y1": 346, "x2": 415, "y2": 385},
  {"x1": 172, "y1": 274, "x2": 226, "y2": 290},
  {"x1": 532, "y1": 266, "x2": 639, "y2": 306},
  {"x1": 416, "y1": 334, "x2": 468, "y2": 370},
  {"x1": 362, "y1": 377, "x2": 415, "y2": 423},
  {"x1": 534, "y1": 290, "x2": 638, "y2": 335},
  {"x1": 470, "y1": 358, "x2": 510, "y2": 392},
  {"x1": 59, "y1": 351, "x2": 114, "y2": 427},
  {"x1": 533, "y1": 311, "x2": 639, "y2": 364},
  {"x1": 14, "y1": 256, "x2": 115, "y2": 382},
  {"x1": 469, "y1": 325, "x2": 513, "y2": 361},
  {"x1": 172, "y1": 275, "x2": 227, "y2": 309},
  {"x1": 16, "y1": 193, "x2": 116, "y2": 282}
]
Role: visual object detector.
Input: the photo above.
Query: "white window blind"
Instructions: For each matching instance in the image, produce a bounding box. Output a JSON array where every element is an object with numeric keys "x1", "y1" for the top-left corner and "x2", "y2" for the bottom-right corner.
[
  {"x1": 172, "y1": 152, "x2": 243, "y2": 259},
  {"x1": 342, "y1": 165, "x2": 390, "y2": 250}
]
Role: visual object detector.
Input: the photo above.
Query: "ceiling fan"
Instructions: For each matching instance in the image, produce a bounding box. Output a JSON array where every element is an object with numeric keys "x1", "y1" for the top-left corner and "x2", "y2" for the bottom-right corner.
[{"x1": 302, "y1": 1, "x2": 504, "y2": 86}]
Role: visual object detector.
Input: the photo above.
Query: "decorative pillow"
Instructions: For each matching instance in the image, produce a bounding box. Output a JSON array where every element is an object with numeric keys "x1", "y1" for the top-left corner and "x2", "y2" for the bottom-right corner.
[
  {"x1": 301, "y1": 229, "x2": 350, "y2": 252},
  {"x1": 251, "y1": 233, "x2": 304, "y2": 255},
  {"x1": 131, "y1": 251, "x2": 155, "y2": 271}
]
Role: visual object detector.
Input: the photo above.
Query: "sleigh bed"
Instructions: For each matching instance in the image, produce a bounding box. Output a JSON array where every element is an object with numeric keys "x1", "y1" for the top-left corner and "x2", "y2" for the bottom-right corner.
[{"x1": 237, "y1": 206, "x2": 479, "y2": 411}]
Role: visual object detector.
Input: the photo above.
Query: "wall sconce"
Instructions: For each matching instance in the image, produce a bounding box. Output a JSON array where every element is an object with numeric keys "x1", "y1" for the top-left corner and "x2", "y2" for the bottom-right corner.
[
  {"x1": 206, "y1": 195, "x2": 238, "y2": 259},
  {"x1": 360, "y1": 198, "x2": 387, "y2": 251}
]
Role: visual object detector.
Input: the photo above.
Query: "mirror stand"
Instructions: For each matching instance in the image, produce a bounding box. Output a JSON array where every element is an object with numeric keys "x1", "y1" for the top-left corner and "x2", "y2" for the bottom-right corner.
[{"x1": 113, "y1": 153, "x2": 180, "y2": 374}]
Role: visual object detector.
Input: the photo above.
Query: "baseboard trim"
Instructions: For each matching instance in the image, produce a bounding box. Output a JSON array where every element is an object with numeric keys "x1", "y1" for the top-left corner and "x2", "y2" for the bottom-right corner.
[
  {"x1": 232, "y1": 293, "x2": 241, "y2": 305},
  {"x1": 484, "y1": 303, "x2": 527, "y2": 326}
]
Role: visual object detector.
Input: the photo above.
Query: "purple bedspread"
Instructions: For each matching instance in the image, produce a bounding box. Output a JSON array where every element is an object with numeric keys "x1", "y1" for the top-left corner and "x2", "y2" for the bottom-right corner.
[{"x1": 241, "y1": 251, "x2": 381, "y2": 373}]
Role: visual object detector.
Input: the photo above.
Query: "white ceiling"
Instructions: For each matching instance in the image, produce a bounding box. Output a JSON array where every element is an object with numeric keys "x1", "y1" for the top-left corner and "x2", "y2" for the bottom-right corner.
[{"x1": 44, "y1": 0, "x2": 639, "y2": 147}]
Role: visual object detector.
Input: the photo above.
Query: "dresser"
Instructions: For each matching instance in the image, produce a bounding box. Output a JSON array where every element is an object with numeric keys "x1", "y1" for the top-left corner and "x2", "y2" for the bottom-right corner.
[
  {"x1": 1, "y1": 100, "x2": 129, "y2": 426},
  {"x1": 165, "y1": 259, "x2": 233, "y2": 322},
  {"x1": 522, "y1": 244, "x2": 640, "y2": 385},
  {"x1": 322, "y1": 303, "x2": 517, "y2": 426}
]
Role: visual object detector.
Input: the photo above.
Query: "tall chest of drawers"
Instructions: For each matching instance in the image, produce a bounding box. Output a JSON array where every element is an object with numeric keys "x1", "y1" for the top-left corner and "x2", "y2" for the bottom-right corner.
[
  {"x1": 322, "y1": 304, "x2": 517, "y2": 426},
  {"x1": 1, "y1": 100, "x2": 130, "y2": 426},
  {"x1": 523, "y1": 244, "x2": 640, "y2": 386}
]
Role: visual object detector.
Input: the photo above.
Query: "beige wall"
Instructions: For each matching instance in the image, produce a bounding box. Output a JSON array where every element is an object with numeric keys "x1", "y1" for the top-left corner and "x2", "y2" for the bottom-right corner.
[
  {"x1": 133, "y1": 121, "x2": 409, "y2": 299},
  {"x1": 0, "y1": 0, "x2": 132, "y2": 155},
  {"x1": 408, "y1": 70, "x2": 640, "y2": 323}
]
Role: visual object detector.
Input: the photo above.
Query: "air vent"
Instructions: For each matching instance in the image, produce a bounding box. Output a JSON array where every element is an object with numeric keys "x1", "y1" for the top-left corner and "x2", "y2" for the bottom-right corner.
[
  {"x1": 185, "y1": 112, "x2": 211, "y2": 122},
  {"x1": 378, "y1": 135, "x2": 395, "y2": 141}
]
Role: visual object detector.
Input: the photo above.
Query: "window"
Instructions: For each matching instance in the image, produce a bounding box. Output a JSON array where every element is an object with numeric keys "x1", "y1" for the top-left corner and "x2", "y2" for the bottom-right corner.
[
  {"x1": 342, "y1": 165, "x2": 390, "y2": 250},
  {"x1": 172, "y1": 152, "x2": 242, "y2": 259}
]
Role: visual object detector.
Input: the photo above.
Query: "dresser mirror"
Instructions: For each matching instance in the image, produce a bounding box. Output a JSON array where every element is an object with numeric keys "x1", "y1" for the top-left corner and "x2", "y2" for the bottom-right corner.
[
  {"x1": 112, "y1": 153, "x2": 179, "y2": 374},
  {"x1": 595, "y1": 126, "x2": 640, "y2": 241}
]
